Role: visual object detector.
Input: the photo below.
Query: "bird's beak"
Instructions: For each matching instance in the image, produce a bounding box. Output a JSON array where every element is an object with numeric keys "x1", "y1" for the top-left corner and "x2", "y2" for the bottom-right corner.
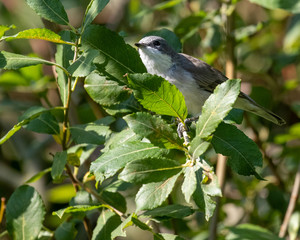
[{"x1": 135, "y1": 43, "x2": 145, "y2": 48}]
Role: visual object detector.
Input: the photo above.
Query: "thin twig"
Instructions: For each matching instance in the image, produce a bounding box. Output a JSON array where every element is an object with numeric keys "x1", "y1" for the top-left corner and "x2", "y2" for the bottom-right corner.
[
  {"x1": 0, "y1": 197, "x2": 5, "y2": 225},
  {"x1": 279, "y1": 163, "x2": 300, "y2": 238}
]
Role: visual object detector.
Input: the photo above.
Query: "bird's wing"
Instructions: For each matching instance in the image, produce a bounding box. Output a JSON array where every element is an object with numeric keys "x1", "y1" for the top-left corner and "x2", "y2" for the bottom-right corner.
[{"x1": 178, "y1": 53, "x2": 228, "y2": 93}]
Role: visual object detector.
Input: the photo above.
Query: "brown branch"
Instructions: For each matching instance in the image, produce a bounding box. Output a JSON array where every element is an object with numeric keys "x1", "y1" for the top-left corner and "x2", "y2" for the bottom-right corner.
[
  {"x1": 0, "y1": 197, "x2": 6, "y2": 225},
  {"x1": 279, "y1": 163, "x2": 300, "y2": 238}
]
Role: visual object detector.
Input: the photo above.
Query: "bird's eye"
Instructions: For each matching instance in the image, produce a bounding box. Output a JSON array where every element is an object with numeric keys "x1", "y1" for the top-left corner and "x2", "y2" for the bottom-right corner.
[{"x1": 153, "y1": 40, "x2": 161, "y2": 47}]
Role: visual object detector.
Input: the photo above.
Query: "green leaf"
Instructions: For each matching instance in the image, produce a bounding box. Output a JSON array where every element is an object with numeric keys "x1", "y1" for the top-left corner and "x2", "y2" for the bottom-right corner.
[
  {"x1": 54, "y1": 221, "x2": 77, "y2": 240},
  {"x1": 24, "y1": 111, "x2": 60, "y2": 134},
  {"x1": 53, "y1": 204, "x2": 104, "y2": 219},
  {"x1": 103, "y1": 95, "x2": 143, "y2": 115},
  {"x1": 92, "y1": 210, "x2": 122, "y2": 240},
  {"x1": 0, "y1": 51, "x2": 59, "y2": 70},
  {"x1": 0, "y1": 24, "x2": 15, "y2": 38},
  {"x1": 67, "y1": 50, "x2": 97, "y2": 77},
  {"x1": 224, "y1": 108, "x2": 244, "y2": 125},
  {"x1": 6, "y1": 185, "x2": 45, "y2": 240},
  {"x1": 81, "y1": 25, "x2": 146, "y2": 81},
  {"x1": 136, "y1": 173, "x2": 180, "y2": 211},
  {"x1": 192, "y1": 168, "x2": 216, "y2": 221},
  {"x1": 84, "y1": 71, "x2": 129, "y2": 106},
  {"x1": 25, "y1": 0, "x2": 69, "y2": 25},
  {"x1": 131, "y1": 214, "x2": 153, "y2": 231},
  {"x1": 190, "y1": 79, "x2": 240, "y2": 158},
  {"x1": 226, "y1": 223, "x2": 284, "y2": 240},
  {"x1": 90, "y1": 142, "x2": 169, "y2": 182},
  {"x1": 127, "y1": 73, "x2": 188, "y2": 121},
  {"x1": 195, "y1": 79, "x2": 241, "y2": 138},
  {"x1": 0, "y1": 106, "x2": 62, "y2": 145},
  {"x1": 182, "y1": 166, "x2": 197, "y2": 203},
  {"x1": 124, "y1": 112, "x2": 183, "y2": 150},
  {"x1": 69, "y1": 117, "x2": 114, "y2": 145},
  {"x1": 211, "y1": 123, "x2": 263, "y2": 179},
  {"x1": 100, "y1": 190, "x2": 127, "y2": 213},
  {"x1": 154, "y1": 233, "x2": 185, "y2": 240},
  {"x1": 55, "y1": 31, "x2": 75, "y2": 105},
  {"x1": 144, "y1": 28, "x2": 182, "y2": 53},
  {"x1": 119, "y1": 157, "x2": 182, "y2": 184},
  {"x1": 2, "y1": 28, "x2": 74, "y2": 45},
  {"x1": 82, "y1": 0, "x2": 110, "y2": 31},
  {"x1": 25, "y1": 167, "x2": 51, "y2": 183},
  {"x1": 111, "y1": 214, "x2": 134, "y2": 239},
  {"x1": 284, "y1": 14, "x2": 300, "y2": 53},
  {"x1": 249, "y1": 0, "x2": 300, "y2": 13},
  {"x1": 143, "y1": 204, "x2": 194, "y2": 219},
  {"x1": 51, "y1": 151, "x2": 67, "y2": 182},
  {"x1": 0, "y1": 71, "x2": 30, "y2": 87},
  {"x1": 103, "y1": 128, "x2": 142, "y2": 152}
]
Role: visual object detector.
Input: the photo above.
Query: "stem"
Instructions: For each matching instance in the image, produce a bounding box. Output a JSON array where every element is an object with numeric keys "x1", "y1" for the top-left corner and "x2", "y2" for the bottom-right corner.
[
  {"x1": 0, "y1": 197, "x2": 6, "y2": 224},
  {"x1": 209, "y1": 1, "x2": 236, "y2": 239},
  {"x1": 279, "y1": 163, "x2": 300, "y2": 238}
]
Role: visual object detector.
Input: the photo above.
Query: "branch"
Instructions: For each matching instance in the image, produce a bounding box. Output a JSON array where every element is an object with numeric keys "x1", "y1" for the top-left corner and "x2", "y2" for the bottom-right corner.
[{"x1": 279, "y1": 163, "x2": 300, "y2": 238}]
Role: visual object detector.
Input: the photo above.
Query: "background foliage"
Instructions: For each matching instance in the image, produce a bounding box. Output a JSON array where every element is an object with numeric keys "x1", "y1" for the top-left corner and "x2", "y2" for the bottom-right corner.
[{"x1": 0, "y1": 0, "x2": 299, "y2": 239}]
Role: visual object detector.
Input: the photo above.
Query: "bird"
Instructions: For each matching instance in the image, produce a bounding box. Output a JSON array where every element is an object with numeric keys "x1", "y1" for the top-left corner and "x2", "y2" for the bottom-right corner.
[{"x1": 135, "y1": 36, "x2": 285, "y2": 126}]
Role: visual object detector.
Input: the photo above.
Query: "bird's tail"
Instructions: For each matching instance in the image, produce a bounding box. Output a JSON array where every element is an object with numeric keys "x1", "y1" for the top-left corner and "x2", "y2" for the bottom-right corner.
[{"x1": 235, "y1": 94, "x2": 286, "y2": 126}]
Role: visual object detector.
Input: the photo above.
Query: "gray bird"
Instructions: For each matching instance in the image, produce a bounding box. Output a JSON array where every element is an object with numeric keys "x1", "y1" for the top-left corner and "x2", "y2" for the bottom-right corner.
[{"x1": 135, "y1": 36, "x2": 285, "y2": 126}]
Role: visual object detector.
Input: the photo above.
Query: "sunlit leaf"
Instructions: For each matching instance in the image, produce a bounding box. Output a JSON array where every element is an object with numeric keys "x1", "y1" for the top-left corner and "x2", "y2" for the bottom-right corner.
[
  {"x1": 6, "y1": 185, "x2": 45, "y2": 240},
  {"x1": 25, "y1": 0, "x2": 69, "y2": 25}
]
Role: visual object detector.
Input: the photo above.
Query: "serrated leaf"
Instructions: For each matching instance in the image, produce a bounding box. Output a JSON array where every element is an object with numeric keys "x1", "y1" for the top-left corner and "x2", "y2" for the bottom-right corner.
[
  {"x1": 90, "y1": 142, "x2": 169, "y2": 183},
  {"x1": 136, "y1": 173, "x2": 180, "y2": 211},
  {"x1": 143, "y1": 204, "x2": 194, "y2": 219},
  {"x1": 82, "y1": 0, "x2": 110, "y2": 31},
  {"x1": 6, "y1": 185, "x2": 45, "y2": 240},
  {"x1": 0, "y1": 106, "x2": 62, "y2": 145},
  {"x1": 84, "y1": 71, "x2": 129, "y2": 106},
  {"x1": 124, "y1": 112, "x2": 183, "y2": 150},
  {"x1": 2, "y1": 28, "x2": 74, "y2": 45},
  {"x1": 25, "y1": 0, "x2": 69, "y2": 25},
  {"x1": 51, "y1": 151, "x2": 67, "y2": 182},
  {"x1": 54, "y1": 221, "x2": 77, "y2": 240},
  {"x1": 119, "y1": 157, "x2": 182, "y2": 184},
  {"x1": 182, "y1": 166, "x2": 197, "y2": 203},
  {"x1": 53, "y1": 204, "x2": 104, "y2": 219},
  {"x1": 92, "y1": 210, "x2": 121, "y2": 240},
  {"x1": 190, "y1": 79, "x2": 240, "y2": 158},
  {"x1": 69, "y1": 117, "x2": 114, "y2": 145},
  {"x1": 81, "y1": 25, "x2": 146, "y2": 81},
  {"x1": 111, "y1": 214, "x2": 134, "y2": 239},
  {"x1": 25, "y1": 168, "x2": 52, "y2": 183},
  {"x1": 103, "y1": 128, "x2": 142, "y2": 152},
  {"x1": 249, "y1": 0, "x2": 300, "y2": 13},
  {"x1": 127, "y1": 73, "x2": 188, "y2": 121},
  {"x1": 211, "y1": 122, "x2": 263, "y2": 180},
  {"x1": 67, "y1": 50, "x2": 97, "y2": 77},
  {"x1": 55, "y1": 31, "x2": 75, "y2": 105},
  {"x1": 0, "y1": 51, "x2": 59, "y2": 70},
  {"x1": 195, "y1": 79, "x2": 240, "y2": 138},
  {"x1": 24, "y1": 111, "x2": 60, "y2": 134}
]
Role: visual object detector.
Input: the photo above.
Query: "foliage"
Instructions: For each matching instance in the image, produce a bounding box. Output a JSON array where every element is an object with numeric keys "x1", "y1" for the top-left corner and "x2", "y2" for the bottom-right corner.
[{"x1": 0, "y1": 0, "x2": 299, "y2": 239}]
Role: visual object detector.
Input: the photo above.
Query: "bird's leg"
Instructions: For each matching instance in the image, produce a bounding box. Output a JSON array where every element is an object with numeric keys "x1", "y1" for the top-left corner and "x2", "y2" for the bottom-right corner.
[{"x1": 177, "y1": 116, "x2": 200, "y2": 144}]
